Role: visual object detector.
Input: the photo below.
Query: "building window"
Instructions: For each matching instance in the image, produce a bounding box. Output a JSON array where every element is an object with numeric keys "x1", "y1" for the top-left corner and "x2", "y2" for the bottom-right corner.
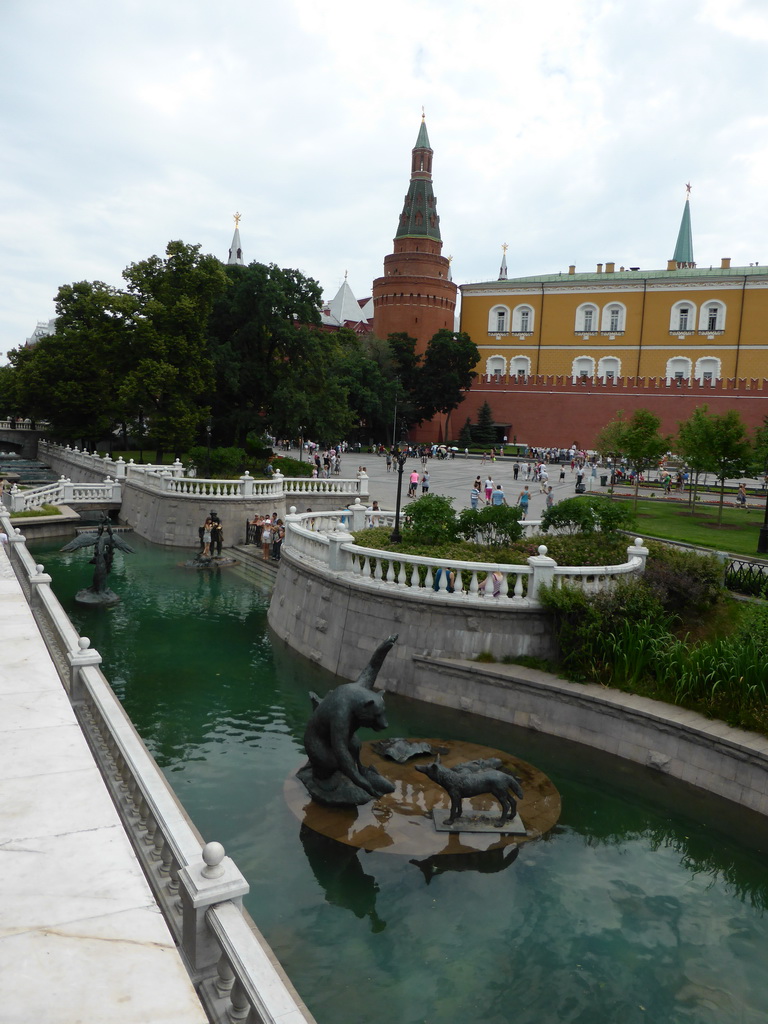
[
  {"x1": 572, "y1": 356, "x2": 595, "y2": 380},
  {"x1": 510, "y1": 355, "x2": 531, "y2": 378},
  {"x1": 695, "y1": 356, "x2": 721, "y2": 383},
  {"x1": 670, "y1": 301, "x2": 696, "y2": 334},
  {"x1": 598, "y1": 356, "x2": 621, "y2": 381},
  {"x1": 600, "y1": 303, "x2": 625, "y2": 334},
  {"x1": 697, "y1": 300, "x2": 726, "y2": 333},
  {"x1": 488, "y1": 305, "x2": 510, "y2": 334},
  {"x1": 575, "y1": 303, "x2": 599, "y2": 334},
  {"x1": 486, "y1": 355, "x2": 506, "y2": 378},
  {"x1": 666, "y1": 356, "x2": 692, "y2": 382},
  {"x1": 512, "y1": 305, "x2": 534, "y2": 333}
]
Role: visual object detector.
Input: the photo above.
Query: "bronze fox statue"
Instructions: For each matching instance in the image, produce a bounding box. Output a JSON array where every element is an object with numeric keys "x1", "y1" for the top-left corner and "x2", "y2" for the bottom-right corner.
[{"x1": 415, "y1": 756, "x2": 524, "y2": 826}]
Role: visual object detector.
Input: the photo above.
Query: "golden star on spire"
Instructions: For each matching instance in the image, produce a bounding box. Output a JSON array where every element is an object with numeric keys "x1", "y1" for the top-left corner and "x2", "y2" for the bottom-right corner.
[
  {"x1": 502, "y1": 242, "x2": 509, "y2": 254},
  {"x1": 233, "y1": 212, "x2": 241, "y2": 227},
  {"x1": 684, "y1": 183, "x2": 692, "y2": 199}
]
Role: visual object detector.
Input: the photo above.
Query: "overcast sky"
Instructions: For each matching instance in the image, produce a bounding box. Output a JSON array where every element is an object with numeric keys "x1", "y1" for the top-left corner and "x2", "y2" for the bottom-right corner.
[{"x1": 3, "y1": 0, "x2": 768, "y2": 362}]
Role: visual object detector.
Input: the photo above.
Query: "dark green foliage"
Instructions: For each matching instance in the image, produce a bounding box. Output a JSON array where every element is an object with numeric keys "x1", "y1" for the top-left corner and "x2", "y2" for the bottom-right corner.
[
  {"x1": 473, "y1": 401, "x2": 496, "y2": 447},
  {"x1": 271, "y1": 456, "x2": 313, "y2": 477},
  {"x1": 540, "y1": 495, "x2": 636, "y2": 535},
  {"x1": 457, "y1": 504, "x2": 524, "y2": 547},
  {"x1": 643, "y1": 545, "x2": 723, "y2": 614},
  {"x1": 402, "y1": 494, "x2": 458, "y2": 544},
  {"x1": 458, "y1": 417, "x2": 474, "y2": 447},
  {"x1": 187, "y1": 446, "x2": 248, "y2": 476},
  {"x1": 537, "y1": 534, "x2": 630, "y2": 567}
]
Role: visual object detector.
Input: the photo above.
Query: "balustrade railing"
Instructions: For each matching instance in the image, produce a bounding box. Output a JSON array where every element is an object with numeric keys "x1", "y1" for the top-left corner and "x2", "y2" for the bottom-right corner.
[
  {"x1": 282, "y1": 507, "x2": 648, "y2": 606},
  {"x1": 1, "y1": 512, "x2": 315, "y2": 1024}
]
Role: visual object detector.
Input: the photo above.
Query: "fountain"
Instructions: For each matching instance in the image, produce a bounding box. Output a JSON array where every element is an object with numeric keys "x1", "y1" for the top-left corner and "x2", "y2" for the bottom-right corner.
[{"x1": 28, "y1": 533, "x2": 768, "y2": 1024}]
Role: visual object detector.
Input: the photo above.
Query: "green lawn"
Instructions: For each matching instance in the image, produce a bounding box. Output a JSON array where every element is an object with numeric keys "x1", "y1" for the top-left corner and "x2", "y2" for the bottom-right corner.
[{"x1": 626, "y1": 498, "x2": 766, "y2": 556}]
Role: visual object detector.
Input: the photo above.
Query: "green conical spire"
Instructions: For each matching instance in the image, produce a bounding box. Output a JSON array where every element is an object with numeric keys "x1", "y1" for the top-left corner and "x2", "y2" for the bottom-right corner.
[
  {"x1": 672, "y1": 186, "x2": 694, "y2": 268},
  {"x1": 394, "y1": 115, "x2": 441, "y2": 242}
]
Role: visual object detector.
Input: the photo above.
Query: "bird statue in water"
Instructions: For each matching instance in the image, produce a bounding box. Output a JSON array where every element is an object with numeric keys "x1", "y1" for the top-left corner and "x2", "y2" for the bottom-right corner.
[{"x1": 60, "y1": 514, "x2": 134, "y2": 605}]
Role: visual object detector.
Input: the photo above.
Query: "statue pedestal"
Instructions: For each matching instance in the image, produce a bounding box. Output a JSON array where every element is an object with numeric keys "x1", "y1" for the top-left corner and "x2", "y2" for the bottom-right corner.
[
  {"x1": 286, "y1": 739, "x2": 560, "y2": 859},
  {"x1": 75, "y1": 588, "x2": 120, "y2": 606}
]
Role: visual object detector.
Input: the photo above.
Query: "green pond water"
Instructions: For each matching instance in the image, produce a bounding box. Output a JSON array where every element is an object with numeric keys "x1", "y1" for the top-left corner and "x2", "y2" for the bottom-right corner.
[{"x1": 31, "y1": 534, "x2": 768, "y2": 1024}]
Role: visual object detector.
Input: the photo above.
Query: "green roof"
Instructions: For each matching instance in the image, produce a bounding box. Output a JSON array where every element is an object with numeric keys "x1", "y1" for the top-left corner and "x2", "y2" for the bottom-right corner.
[
  {"x1": 461, "y1": 264, "x2": 768, "y2": 289},
  {"x1": 415, "y1": 119, "x2": 431, "y2": 150},
  {"x1": 673, "y1": 199, "x2": 694, "y2": 266}
]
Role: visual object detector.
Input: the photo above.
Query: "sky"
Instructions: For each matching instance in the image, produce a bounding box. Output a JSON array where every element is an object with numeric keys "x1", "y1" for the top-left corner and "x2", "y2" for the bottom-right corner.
[{"x1": 3, "y1": 0, "x2": 768, "y2": 362}]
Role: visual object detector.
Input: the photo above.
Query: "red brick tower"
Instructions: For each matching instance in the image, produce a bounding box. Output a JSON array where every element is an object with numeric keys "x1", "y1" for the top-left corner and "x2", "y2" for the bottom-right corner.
[{"x1": 372, "y1": 117, "x2": 457, "y2": 354}]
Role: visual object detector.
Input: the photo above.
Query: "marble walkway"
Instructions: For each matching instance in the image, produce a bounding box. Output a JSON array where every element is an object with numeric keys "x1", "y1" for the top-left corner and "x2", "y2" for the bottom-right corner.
[{"x1": 0, "y1": 546, "x2": 206, "y2": 1024}]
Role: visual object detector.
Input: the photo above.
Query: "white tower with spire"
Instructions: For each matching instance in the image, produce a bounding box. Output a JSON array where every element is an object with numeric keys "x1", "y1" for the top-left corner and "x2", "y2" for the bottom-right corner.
[{"x1": 228, "y1": 212, "x2": 244, "y2": 266}]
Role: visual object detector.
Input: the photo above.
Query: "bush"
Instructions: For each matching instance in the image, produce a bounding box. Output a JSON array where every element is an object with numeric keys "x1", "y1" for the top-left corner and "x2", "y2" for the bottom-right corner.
[
  {"x1": 272, "y1": 456, "x2": 313, "y2": 477},
  {"x1": 187, "y1": 445, "x2": 248, "y2": 476},
  {"x1": 540, "y1": 495, "x2": 635, "y2": 535},
  {"x1": 643, "y1": 545, "x2": 723, "y2": 615},
  {"x1": 402, "y1": 494, "x2": 458, "y2": 545},
  {"x1": 457, "y1": 505, "x2": 524, "y2": 547}
]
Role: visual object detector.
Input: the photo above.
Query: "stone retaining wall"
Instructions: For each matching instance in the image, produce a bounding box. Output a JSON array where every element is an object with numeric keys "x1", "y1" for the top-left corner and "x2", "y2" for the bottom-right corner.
[
  {"x1": 392, "y1": 656, "x2": 768, "y2": 817},
  {"x1": 267, "y1": 547, "x2": 558, "y2": 688}
]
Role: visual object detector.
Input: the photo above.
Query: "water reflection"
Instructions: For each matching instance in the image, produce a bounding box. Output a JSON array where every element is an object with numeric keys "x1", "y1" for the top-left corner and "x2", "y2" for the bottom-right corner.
[{"x1": 300, "y1": 826, "x2": 387, "y2": 933}]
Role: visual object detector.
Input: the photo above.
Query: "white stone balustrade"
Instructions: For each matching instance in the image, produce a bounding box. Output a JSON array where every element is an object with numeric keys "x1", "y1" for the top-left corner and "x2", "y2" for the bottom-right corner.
[
  {"x1": 283, "y1": 509, "x2": 647, "y2": 607},
  {"x1": 9, "y1": 475, "x2": 123, "y2": 513},
  {"x1": 1, "y1": 508, "x2": 315, "y2": 1024}
]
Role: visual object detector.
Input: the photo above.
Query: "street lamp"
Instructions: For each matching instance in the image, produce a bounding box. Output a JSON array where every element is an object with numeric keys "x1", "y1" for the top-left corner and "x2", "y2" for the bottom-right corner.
[
  {"x1": 298, "y1": 426, "x2": 305, "y2": 461},
  {"x1": 758, "y1": 485, "x2": 768, "y2": 555},
  {"x1": 390, "y1": 446, "x2": 409, "y2": 543},
  {"x1": 206, "y1": 420, "x2": 212, "y2": 477}
]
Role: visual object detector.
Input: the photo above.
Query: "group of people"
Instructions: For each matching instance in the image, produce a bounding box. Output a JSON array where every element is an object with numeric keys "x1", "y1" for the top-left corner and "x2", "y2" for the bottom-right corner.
[
  {"x1": 407, "y1": 469, "x2": 430, "y2": 498},
  {"x1": 469, "y1": 475, "x2": 554, "y2": 518},
  {"x1": 249, "y1": 512, "x2": 285, "y2": 561}
]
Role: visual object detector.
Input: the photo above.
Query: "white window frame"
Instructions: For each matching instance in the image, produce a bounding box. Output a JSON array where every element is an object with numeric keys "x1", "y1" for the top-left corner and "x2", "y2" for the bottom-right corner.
[
  {"x1": 694, "y1": 356, "x2": 721, "y2": 384},
  {"x1": 670, "y1": 300, "x2": 697, "y2": 334},
  {"x1": 486, "y1": 355, "x2": 506, "y2": 378},
  {"x1": 598, "y1": 356, "x2": 621, "y2": 381},
  {"x1": 512, "y1": 304, "x2": 534, "y2": 334},
  {"x1": 697, "y1": 300, "x2": 726, "y2": 333},
  {"x1": 575, "y1": 303, "x2": 599, "y2": 334},
  {"x1": 666, "y1": 356, "x2": 692, "y2": 382},
  {"x1": 572, "y1": 355, "x2": 595, "y2": 380},
  {"x1": 600, "y1": 303, "x2": 626, "y2": 333},
  {"x1": 488, "y1": 305, "x2": 510, "y2": 334},
  {"x1": 510, "y1": 355, "x2": 531, "y2": 378}
]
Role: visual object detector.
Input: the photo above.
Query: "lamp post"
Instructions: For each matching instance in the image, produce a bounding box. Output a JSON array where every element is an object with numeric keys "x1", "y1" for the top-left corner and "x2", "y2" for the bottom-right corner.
[
  {"x1": 758, "y1": 486, "x2": 768, "y2": 555},
  {"x1": 206, "y1": 420, "x2": 212, "y2": 477},
  {"x1": 298, "y1": 426, "x2": 305, "y2": 461},
  {"x1": 390, "y1": 446, "x2": 408, "y2": 543}
]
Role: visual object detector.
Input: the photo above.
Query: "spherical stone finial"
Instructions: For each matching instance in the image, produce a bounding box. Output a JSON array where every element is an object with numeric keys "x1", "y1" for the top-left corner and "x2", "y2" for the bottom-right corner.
[
  {"x1": 289, "y1": 506, "x2": 297, "y2": 515},
  {"x1": 635, "y1": 537, "x2": 643, "y2": 546},
  {"x1": 538, "y1": 545, "x2": 548, "y2": 556},
  {"x1": 79, "y1": 637, "x2": 91, "y2": 651},
  {"x1": 201, "y1": 841, "x2": 226, "y2": 878},
  {"x1": 35, "y1": 564, "x2": 45, "y2": 574},
  {"x1": 353, "y1": 498, "x2": 363, "y2": 508}
]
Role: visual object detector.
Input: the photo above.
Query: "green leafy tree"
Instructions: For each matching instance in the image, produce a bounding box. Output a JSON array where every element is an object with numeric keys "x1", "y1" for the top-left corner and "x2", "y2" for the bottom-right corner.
[
  {"x1": 402, "y1": 494, "x2": 458, "y2": 544},
  {"x1": 457, "y1": 504, "x2": 523, "y2": 546},
  {"x1": 7, "y1": 281, "x2": 138, "y2": 446},
  {"x1": 676, "y1": 405, "x2": 716, "y2": 510},
  {"x1": 699, "y1": 409, "x2": 754, "y2": 524},
  {"x1": 540, "y1": 495, "x2": 636, "y2": 535},
  {"x1": 121, "y1": 241, "x2": 228, "y2": 458},
  {"x1": 417, "y1": 329, "x2": 479, "y2": 434},
  {"x1": 597, "y1": 409, "x2": 670, "y2": 510}
]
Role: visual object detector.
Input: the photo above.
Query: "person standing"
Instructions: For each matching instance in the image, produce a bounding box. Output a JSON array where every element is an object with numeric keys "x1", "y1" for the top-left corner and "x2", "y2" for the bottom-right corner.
[
  {"x1": 484, "y1": 476, "x2": 494, "y2": 502},
  {"x1": 209, "y1": 511, "x2": 223, "y2": 556},
  {"x1": 517, "y1": 485, "x2": 530, "y2": 519},
  {"x1": 261, "y1": 518, "x2": 273, "y2": 561},
  {"x1": 201, "y1": 517, "x2": 212, "y2": 557},
  {"x1": 545, "y1": 486, "x2": 555, "y2": 511},
  {"x1": 421, "y1": 470, "x2": 430, "y2": 494},
  {"x1": 409, "y1": 469, "x2": 420, "y2": 498},
  {"x1": 491, "y1": 484, "x2": 507, "y2": 506},
  {"x1": 469, "y1": 482, "x2": 484, "y2": 509},
  {"x1": 513, "y1": 462, "x2": 520, "y2": 480}
]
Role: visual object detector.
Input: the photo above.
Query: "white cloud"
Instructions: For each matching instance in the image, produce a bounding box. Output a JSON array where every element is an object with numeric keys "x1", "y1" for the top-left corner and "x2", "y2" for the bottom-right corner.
[{"x1": 2, "y1": 0, "x2": 768, "y2": 361}]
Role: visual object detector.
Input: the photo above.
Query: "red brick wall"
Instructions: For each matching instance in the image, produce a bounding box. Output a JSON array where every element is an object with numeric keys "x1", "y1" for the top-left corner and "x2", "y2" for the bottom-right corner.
[{"x1": 409, "y1": 376, "x2": 768, "y2": 448}]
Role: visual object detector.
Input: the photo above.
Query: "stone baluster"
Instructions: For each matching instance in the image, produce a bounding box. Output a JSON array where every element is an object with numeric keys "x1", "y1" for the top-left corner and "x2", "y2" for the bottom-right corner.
[
  {"x1": 527, "y1": 545, "x2": 557, "y2": 602},
  {"x1": 67, "y1": 637, "x2": 102, "y2": 701},
  {"x1": 349, "y1": 497, "x2": 366, "y2": 532},
  {"x1": 239, "y1": 471, "x2": 254, "y2": 497},
  {"x1": 178, "y1": 841, "x2": 249, "y2": 972},
  {"x1": 28, "y1": 563, "x2": 52, "y2": 611},
  {"x1": 627, "y1": 537, "x2": 649, "y2": 573},
  {"x1": 327, "y1": 531, "x2": 353, "y2": 571}
]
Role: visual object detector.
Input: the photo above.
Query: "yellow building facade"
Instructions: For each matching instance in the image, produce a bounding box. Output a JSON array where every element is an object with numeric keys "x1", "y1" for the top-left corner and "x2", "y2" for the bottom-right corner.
[{"x1": 461, "y1": 195, "x2": 768, "y2": 388}]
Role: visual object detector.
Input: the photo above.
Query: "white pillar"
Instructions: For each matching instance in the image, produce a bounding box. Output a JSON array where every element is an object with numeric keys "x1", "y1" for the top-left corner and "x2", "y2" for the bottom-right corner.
[
  {"x1": 178, "y1": 842, "x2": 249, "y2": 971},
  {"x1": 527, "y1": 544, "x2": 557, "y2": 602}
]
